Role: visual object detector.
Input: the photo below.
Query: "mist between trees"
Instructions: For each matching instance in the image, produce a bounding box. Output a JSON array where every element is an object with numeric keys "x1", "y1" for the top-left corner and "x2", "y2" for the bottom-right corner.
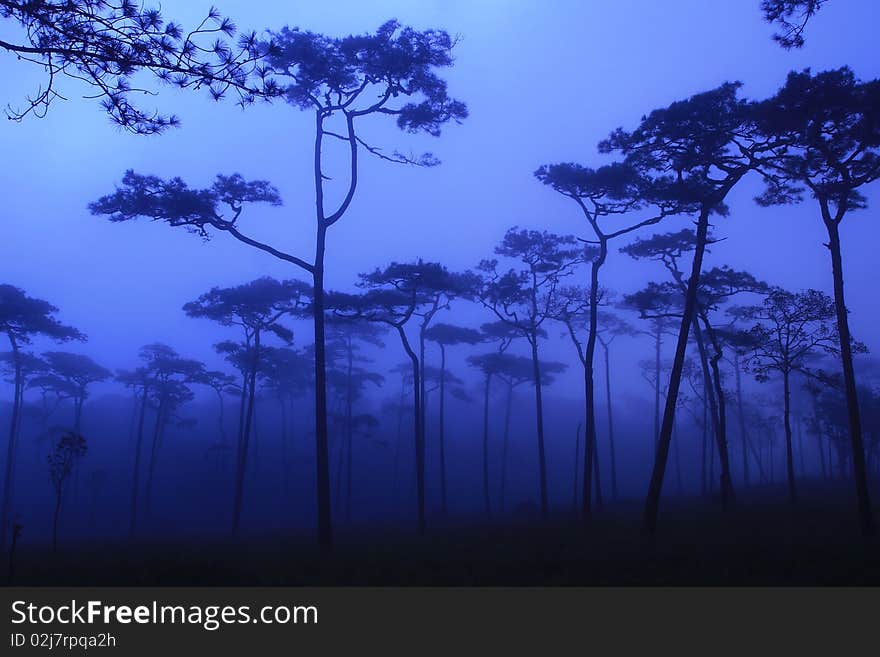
[{"x1": 2, "y1": 0, "x2": 879, "y2": 568}]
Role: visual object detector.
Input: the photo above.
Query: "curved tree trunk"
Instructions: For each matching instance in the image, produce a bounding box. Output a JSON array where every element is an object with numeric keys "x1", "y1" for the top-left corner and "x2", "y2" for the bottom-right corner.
[
  {"x1": 397, "y1": 326, "x2": 425, "y2": 534},
  {"x1": 702, "y1": 318, "x2": 735, "y2": 508},
  {"x1": 582, "y1": 248, "x2": 605, "y2": 525},
  {"x1": 824, "y1": 215, "x2": 873, "y2": 536}
]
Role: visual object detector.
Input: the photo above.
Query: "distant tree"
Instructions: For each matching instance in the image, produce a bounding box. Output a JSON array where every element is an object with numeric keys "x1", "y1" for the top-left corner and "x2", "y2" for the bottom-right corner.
[
  {"x1": 193, "y1": 369, "x2": 238, "y2": 469},
  {"x1": 623, "y1": 230, "x2": 768, "y2": 510},
  {"x1": 0, "y1": 285, "x2": 82, "y2": 548},
  {"x1": 47, "y1": 431, "x2": 87, "y2": 551},
  {"x1": 478, "y1": 228, "x2": 586, "y2": 518},
  {"x1": 468, "y1": 351, "x2": 565, "y2": 517},
  {"x1": 595, "y1": 311, "x2": 638, "y2": 500},
  {"x1": 325, "y1": 318, "x2": 385, "y2": 522},
  {"x1": 38, "y1": 352, "x2": 110, "y2": 432},
  {"x1": 184, "y1": 277, "x2": 310, "y2": 533},
  {"x1": 739, "y1": 289, "x2": 846, "y2": 504},
  {"x1": 332, "y1": 261, "x2": 471, "y2": 533},
  {"x1": 753, "y1": 67, "x2": 880, "y2": 535},
  {"x1": 138, "y1": 345, "x2": 203, "y2": 520},
  {"x1": 257, "y1": 346, "x2": 313, "y2": 507},
  {"x1": 536, "y1": 161, "x2": 681, "y2": 522},
  {"x1": 1, "y1": 1, "x2": 273, "y2": 132},
  {"x1": 424, "y1": 322, "x2": 483, "y2": 514},
  {"x1": 761, "y1": 0, "x2": 828, "y2": 48},
  {"x1": 115, "y1": 364, "x2": 152, "y2": 536}
]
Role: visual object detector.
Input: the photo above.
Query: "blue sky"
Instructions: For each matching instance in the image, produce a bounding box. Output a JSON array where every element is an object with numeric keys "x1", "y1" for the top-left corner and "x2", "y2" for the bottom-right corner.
[{"x1": 1, "y1": 0, "x2": 878, "y2": 399}]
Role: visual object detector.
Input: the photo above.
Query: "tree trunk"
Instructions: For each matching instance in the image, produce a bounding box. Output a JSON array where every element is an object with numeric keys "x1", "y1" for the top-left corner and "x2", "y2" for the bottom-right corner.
[
  {"x1": 481, "y1": 372, "x2": 492, "y2": 518},
  {"x1": 734, "y1": 353, "x2": 750, "y2": 486},
  {"x1": 129, "y1": 388, "x2": 148, "y2": 538},
  {"x1": 643, "y1": 206, "x2": 712, "y2": 536},
  {"x1": 824, "y1": 214, "x2": 873, "y2": 536},
  {"x1": 500, "y1": 382, "x2": 514, "y2": 512},
  {"x1": 345, "y1": 342, "x2": 354, "y2": 523},
  {"x1": 438, "y1": 344, "x2": 448, "y2": 516},
  {"x1": 782, "y1": 368, "x2": 797, "y2": 505},
  {"x1": 603, "y1": 343, "x2": 618, "y2": 500},
  {"x1": 398, "y1": 326, "x2": 425, "y2": 534},
  {"x1": 0, "y1": 336, "x2": 22, "y2": 550},
  {"x1": 573, "y1": 422, "x2": 582, "y2": 510},
  {"x1": 144, "y1": 397, "x2": 165, "y2": 521},
  {"x1": 581, "y1": 250, "x2": 604, "y2": 525},
  {"x1": 530, "y1": 337, "x2": 549, "y2": 520},
  {"x1": 703, "y1": 318, "x2": 735, "y2": 508},
  {"x1": 653, "y1": 322, "x2": 662, "y2": 446},
  {"x1": 232, "y1": 330, "x2": 260, "y2": 534}
]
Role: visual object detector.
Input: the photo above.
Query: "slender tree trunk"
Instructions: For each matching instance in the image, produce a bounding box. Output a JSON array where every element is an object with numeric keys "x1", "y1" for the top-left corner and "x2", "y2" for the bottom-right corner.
[
  {"x1": 701, "y1": 390, "x2": 708, "y2": 497},
  {"x1": 581, "y1": 250, "x2": 604, "y2": 525},
  {"x1": 573, "y1": 422, "x2": 582, "y2": 510},
  {"x1": 644, "y1": 205, "x2": 714, "y2": 536},
  {"x1": 814, "y1": 408, "x2": 827, "y2": 480},
  {"x1": 312, "y1": 109, "x2": 334, "y2": 552},
  {"x1": 734, "y1": 354, "x2": 750, "y2": 486},
  {"x1": 703, "y1": 319, "x2": 735, "y2": 507},
  {"x1": 602, "y1": 342, "x2": 618, "y2": 500},
  {"x1": 500, "y1": 382, "x2": 514, "y2": 513},
  {"x1": 232, "y1": 330, "x2": 260, "y2": 533},
  {"x1": 129, "y1": 388, "x2": 148, "y2": 538},
  {"x1": 279, "y1": 397, "x2": 290, "y2": 503},
  {"x1": 824, "y1": 213, "x2": 873, "y2": 536},
  {"x1": 653, "y1": 323, "x2": 662, "y2": 446},
  {"x1": 782, "y1": 368, "x2": 797, "y2": 505},
  {"x1": 438, "y1": 344, "x2": 448, "y2": 516},
  {"x1": 673, "y1": 415, "x2": 683, "y2": 495},
  {"x1": 144, "y1": 397, "x2": 165, "y2": 521},
  {"x1": 0, "y1": 340, "x2": 21, "y2": 550},
  {"x1": 481, "y1": 372, "x2": 492, "y2": 518},
  {"x1": 392, "y1": 376, "x2": 405, "y2": 507},
  {"x1": 530, "y1": 337, "x2": 549, "y2": 520},
  {"x1": 345, "y1": 344, "x2": 354, "y2": 523},
  {"x1": 397, "y1": 326, "x2": 425, "y2": 534}
]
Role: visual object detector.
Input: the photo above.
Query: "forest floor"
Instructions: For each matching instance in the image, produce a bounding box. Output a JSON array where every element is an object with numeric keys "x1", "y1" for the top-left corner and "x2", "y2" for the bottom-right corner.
[{"x1": 10, "y1": 481, "x2": 880, "y2": 585}]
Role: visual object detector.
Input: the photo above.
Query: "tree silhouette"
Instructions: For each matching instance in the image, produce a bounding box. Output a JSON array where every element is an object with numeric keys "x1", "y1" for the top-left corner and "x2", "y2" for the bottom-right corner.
[
  {"x1": 739, "y1": 289, "x2": 847, "y2": 504},
  {"x1": 1, "y1": 0, "x2": 274, "y2": 132},
  {"x1": 326, "y1": 317, "x2": 385, "y2": 522},
  {"x1": 754, "y1": 67, "x2": 880, "y2": 535},
  {"x1": 761, "y1": 0, "x2": 828, "y2": 48},
  {"x1": 193, "y1": 369, "x2": 238, "y2": 469},
  {"x1": 184, "y1": 277, "x2": 310, "y2": 533},
  {"x1": 37, "y1": 352, "x2": 110, "y2": 432},
  {"x1": 536, "y1": 162, "x2": 681, "y2": 523},
  {"x1": 424, "y1": 323, "x2": 483, "y2": 515},
  {"x1": 47, "y1": 431, "x2": 87, "y2": 552},
  {"x1": 478, "y1": 228, "x2": 586, "y2": 518},
  {"x1": 260, "y1": 20, "x2": 467, "y2": 550},
  {"x1": 601, "y1": 84, "x2": 781, "y2": 534},
  {"x1": 257, "y1": 346, "x2": 314, "y2": 509},
  {"x1": 93, "y1": 20, "x2": 466, "y2": 550},
  {"x1": 332, "y1": 261, "x2": 471, "y2": 532},
  {"x1": 0, "y1": 285, "x2": 82, "y2": 548}
]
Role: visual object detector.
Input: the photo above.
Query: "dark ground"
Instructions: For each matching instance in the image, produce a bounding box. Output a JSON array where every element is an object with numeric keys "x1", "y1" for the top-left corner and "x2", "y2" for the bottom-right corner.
[{"x1": 8, "y1": 481, "x2": 880, "y2": 586}]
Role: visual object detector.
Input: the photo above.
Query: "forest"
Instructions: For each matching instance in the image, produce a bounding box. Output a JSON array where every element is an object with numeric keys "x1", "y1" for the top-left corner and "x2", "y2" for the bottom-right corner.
[{"x1": 2, "y1": 0, "x2": 880, "y2": 584}]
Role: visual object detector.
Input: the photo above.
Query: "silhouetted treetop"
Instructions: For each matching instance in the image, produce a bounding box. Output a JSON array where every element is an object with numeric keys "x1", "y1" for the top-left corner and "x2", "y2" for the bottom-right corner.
[
  {"x1": 1, "y1": 0, "x2": 275, "y2": 132},
  {"x1": 753, "y1": 67, "x2": 880, "y2": 214},
  {"x1": 265, "y1": 20, "x2": 467, "y2": 136},
  {"x1": 425, "y1": 323, "x2": 484, "y2": 347},
  {"x1": 0, "y1": 285, "x2": 84, "y2": 345},
  {"x1": 183, "y1": 277, "x2": 312, "y2": 343},
  {"x1": 761, "y1": 0, "x2": 828, "y2": 49}
]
